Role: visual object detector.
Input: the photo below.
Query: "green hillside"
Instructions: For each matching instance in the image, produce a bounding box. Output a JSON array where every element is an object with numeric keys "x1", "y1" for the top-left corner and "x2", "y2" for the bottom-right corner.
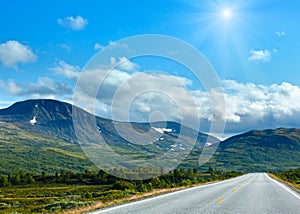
[
  {"x1": 0, "y1": 99, "x2": 300, "y2": 175},
  {"x1": 200, "y1": 128, "x2": 300, "y2": 172},
  {"x1": 0, "y1": 99, "x2": 215, "y2": 175},
  {"x1": 0, "y1": 122, "x2": 95, "y2": 175}
]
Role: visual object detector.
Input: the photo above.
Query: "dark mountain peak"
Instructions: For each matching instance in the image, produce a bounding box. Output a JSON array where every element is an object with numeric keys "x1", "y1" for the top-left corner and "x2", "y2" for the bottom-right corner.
[
  {"x1": 1, "y1": 99, "x2": 72, "y2": 115},
  {"x1": 0, "y1": 99, "x2": 78, "y2": 142},
  {"x1": 0, "y1": 99, "x2": 74, "y2": 123}
]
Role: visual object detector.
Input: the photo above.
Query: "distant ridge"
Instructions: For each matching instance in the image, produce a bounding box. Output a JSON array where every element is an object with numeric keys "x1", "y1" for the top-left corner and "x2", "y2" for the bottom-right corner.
[{"x1": 200, "y1": 127, "x2": 300, "y2": 172}]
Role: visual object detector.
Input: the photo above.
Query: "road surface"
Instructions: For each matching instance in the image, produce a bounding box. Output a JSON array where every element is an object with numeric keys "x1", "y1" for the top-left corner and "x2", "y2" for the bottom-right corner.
[{"x1": 89, "y1": 173, "x2": 300, "y2": 214}]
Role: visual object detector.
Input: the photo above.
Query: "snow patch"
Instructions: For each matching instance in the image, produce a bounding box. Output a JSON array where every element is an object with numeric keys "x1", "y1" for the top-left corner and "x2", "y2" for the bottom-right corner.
[
  {"x1": 30, "y1": 116, "x2": 37, "y2": 125},
  {"x1": 205, "y1": 142, "x2": 213, "y2": 147},
  {"x1": 152, "y1": 127, "x2": 173, "y2": 134}
]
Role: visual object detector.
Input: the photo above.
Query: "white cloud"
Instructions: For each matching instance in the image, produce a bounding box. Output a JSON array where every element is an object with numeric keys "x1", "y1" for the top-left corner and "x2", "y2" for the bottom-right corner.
[
  {"x1": 275, "y1": 30, "x2": 285, "y2": 37},
  {"x1": 57, "y1": 15, "x2": 88, "y2": 31},
  {"x1": 0, "y1": 78, "x2": 73, "y2": 98},
  {"x1": 59, "y1": 44, "x2": 71, "y2": 51},
  {"x1": 51, "y1": 60, "x2": 80, "y2": 80},
  {"x1": 248, "y1": 49, "x2": 271, "y2": 62},
  {"x1": 94, "y1": 43, "x2": 104, "y2": 50},
  {"x1": 74, "y1": 61, "x2": 300, "y2": 134},
  {"x1": 0, "y1": 79, "x2": 22, "y2": 95},
  {"x1": 110, "y1": 57, "x2": 139, "y2": 72},
  {"x1": 108, "y1": 41, "x2": 117, "y2": 46},
  {"x1": 220, "y1": 80, "x2": 300, "y2": 132},
  {"x1": 108, "y1": 41, "x2": 128, "y2": 48},
  {"x1": 0, "y1": 40, "x2": 37, "y2": 68},
  {"x1": 76, "y1": 68, "x2": 223, "y2": 142}
]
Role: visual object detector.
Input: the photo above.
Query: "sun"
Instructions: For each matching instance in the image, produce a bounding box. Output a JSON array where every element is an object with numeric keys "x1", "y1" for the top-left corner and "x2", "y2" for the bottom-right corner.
[{"x1": 222, "y1": 9, "x2": 232, "y2": 18}]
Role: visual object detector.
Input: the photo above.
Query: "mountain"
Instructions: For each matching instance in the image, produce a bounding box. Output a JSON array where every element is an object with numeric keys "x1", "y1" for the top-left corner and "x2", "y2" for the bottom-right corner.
[
  {"x1": 200, "y1": 128, "x2": 300, "y2": 172},
  {"x1": 0, "y1": 99, "x2": 299, "y2": 175},
  {"x1": 0, "y1": 99, "x2": 80, "y2": 143},
  {"x1": 0, "y1": 99, "x2": 217, "y2": 175}
]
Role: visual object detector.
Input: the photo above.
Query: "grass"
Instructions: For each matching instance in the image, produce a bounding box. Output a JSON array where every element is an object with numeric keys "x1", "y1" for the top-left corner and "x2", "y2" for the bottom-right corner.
[
  {"x1": 0, "y1": 169, "x2": 242, "y2": 213},
  {"x1": 60, "y1": 186, "x2": 191, "y2": 214},
  {"x1": 0, "y1": 184, "x2": 111, "y2": 213},
  {"x1": 0, "y1": 183, "x2": 188, "y2": 213}
]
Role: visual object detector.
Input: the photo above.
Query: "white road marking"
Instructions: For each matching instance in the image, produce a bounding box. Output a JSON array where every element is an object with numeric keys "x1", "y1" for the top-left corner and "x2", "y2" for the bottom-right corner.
[{"x1": 266, "y1": 173, "x2": 300, "y2": 200}]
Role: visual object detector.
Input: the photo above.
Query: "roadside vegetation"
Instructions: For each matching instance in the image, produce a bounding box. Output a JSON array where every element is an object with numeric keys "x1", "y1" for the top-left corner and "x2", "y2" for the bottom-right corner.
[
  {"x1": 271, "y1": 168, "x2": 300, "y2": 189},
  {"x1": 0, "y1": 168, "x2": 241, "y2": 213}
]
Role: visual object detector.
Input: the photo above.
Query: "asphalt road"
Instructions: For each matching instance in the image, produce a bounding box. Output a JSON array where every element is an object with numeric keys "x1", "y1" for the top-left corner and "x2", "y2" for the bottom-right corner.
[{"x1": 89, "y1": 173, "x2": 300, "y2": 214}]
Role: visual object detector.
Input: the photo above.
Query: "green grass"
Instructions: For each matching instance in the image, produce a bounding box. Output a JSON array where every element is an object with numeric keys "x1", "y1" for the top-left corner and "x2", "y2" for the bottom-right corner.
[{"x1": 0, "y1": 184, "x2": 111, "y2": 213}]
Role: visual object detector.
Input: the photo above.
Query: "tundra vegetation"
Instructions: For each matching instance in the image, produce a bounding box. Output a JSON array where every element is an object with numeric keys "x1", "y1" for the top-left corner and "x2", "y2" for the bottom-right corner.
[{"x1": 0, "y1": 168, "x2": 241, "y2": 213}]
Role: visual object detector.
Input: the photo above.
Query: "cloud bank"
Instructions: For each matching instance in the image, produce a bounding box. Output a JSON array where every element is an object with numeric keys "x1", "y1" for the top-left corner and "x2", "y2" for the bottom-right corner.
[
  {"x1": 72, "y1": 58, "x2": 300, "y2": 134},
  {"x1": 2, "y1": 57, "x2": 300, "y2": 135},
  {"x1": 0, "y1": 78, "x2": 72, "y2": 98},
  {"x1": 221, "y1": 80, "x2": 300, "y2": 133}
]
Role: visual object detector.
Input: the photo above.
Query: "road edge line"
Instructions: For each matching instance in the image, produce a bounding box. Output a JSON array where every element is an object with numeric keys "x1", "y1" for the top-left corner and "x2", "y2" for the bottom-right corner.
[{"x1": 265, "y1": 173, "x2": 300, "y2": 200}]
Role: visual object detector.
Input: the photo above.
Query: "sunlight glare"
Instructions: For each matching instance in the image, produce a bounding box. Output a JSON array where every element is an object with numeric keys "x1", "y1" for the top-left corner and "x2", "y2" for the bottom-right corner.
[{"x1": 222, "y1": 9, "x2": 232, "y2": 18}]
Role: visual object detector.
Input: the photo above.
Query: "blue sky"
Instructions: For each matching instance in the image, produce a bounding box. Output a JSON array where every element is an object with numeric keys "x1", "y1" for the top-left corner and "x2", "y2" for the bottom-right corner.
[{"x1": 0, "y1": 0, "x2": 300, "y2": 136}]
